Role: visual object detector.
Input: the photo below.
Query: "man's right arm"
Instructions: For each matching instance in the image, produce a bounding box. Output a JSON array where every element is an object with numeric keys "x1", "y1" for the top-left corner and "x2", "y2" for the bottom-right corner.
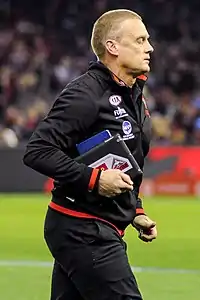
[
  {"x1": 23, "y1": 84, "x2": 100, "y2": 194},
  {"x1": 23, "y1": 83, "x2": 135, "y2": 197}
]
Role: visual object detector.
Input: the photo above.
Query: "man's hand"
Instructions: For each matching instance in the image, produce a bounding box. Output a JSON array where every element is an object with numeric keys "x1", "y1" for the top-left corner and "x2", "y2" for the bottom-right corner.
[
  {"x1": 98, "y1": 169, "x2": 133, "y2": 197},
  {"x1": 133, "y1": 215, "x2": 157, "y2": 243}
]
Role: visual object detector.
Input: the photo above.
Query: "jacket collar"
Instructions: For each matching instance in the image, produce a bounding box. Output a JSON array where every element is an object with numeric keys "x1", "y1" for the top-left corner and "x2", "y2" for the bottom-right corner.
[{"x1": 88, "y1": 61, "x2": 147, "y2": 90}]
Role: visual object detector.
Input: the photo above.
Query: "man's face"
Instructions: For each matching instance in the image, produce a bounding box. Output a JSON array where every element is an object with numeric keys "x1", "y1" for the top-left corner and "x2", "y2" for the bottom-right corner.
[{"x1": 109, "y1": 18, "x2": 154, "y2": 75}]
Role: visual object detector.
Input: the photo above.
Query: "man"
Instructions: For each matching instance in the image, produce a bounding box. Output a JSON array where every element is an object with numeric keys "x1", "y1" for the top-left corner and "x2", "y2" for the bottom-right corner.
[{"x1": 23, "y1": 9, "x2": 157, "y2": 300}]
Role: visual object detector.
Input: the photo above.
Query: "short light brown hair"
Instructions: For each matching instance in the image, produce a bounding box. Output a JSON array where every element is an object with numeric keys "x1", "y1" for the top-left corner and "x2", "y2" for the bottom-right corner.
[{"x1": 91, "y1": 9, "x2": 142, "y2": 59}]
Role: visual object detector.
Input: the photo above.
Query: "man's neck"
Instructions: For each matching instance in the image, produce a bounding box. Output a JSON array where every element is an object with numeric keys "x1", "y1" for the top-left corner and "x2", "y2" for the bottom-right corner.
[{"x1": 101, "y1": 60, "x2": 136, "y2": 87}]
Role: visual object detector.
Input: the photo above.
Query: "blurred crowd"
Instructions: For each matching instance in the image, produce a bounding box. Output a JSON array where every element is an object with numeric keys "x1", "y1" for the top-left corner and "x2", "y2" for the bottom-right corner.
[{"x1": 0, "y1": 0, "x2": 200, "y2": 147}]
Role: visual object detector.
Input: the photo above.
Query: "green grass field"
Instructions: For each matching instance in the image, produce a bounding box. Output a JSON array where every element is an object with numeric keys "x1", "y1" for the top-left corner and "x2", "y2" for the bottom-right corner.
[{"x1": 0, "y1": 193, "x2": 200, "y2": 300}]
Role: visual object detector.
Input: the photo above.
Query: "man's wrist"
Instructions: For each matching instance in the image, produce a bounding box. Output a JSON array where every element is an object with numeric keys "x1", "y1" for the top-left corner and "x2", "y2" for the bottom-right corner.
[{"x1": 136, "y1": 197, "x2": 145, "y2": 215}]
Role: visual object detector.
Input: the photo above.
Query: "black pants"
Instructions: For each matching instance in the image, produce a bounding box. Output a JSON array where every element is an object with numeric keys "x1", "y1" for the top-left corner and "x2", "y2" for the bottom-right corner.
[{"x1": 44, "y1": 207, "x2": 143, "y2": 300}]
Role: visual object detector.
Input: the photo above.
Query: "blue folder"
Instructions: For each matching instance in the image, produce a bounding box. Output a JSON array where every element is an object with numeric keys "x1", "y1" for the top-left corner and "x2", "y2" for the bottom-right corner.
[{"x1": 76, "y1": 130, "x2": 111, "y2": 155}]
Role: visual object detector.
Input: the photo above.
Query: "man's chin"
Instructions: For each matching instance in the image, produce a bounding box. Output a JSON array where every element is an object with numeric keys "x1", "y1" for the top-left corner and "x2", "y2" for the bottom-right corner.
[
  {"x1": 142, "y1": 65, "x2": 150, "y2": 73},
  {"x1": 129, "y1": 67, "x2": 150, "y2": 77},
  {"x1": 135, "y1": 69, "x2": 149, "y2": 77}
]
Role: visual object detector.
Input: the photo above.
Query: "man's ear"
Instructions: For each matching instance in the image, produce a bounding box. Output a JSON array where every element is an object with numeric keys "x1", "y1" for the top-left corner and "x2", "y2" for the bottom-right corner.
[{"x1": 105, "y1": 40, "x2": 119, "y2": 56}]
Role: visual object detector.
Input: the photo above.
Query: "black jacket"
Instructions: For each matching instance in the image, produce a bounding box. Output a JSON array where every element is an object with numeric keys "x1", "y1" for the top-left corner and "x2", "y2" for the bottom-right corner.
[{"x1": 23, "y1": 61, "x2": 152, "y2": 230}]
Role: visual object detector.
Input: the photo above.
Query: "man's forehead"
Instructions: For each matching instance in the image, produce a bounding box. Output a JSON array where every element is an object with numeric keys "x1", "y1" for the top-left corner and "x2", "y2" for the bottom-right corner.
[{"x1": 120, "y1": 18, "x2": 149, "y2": 38}]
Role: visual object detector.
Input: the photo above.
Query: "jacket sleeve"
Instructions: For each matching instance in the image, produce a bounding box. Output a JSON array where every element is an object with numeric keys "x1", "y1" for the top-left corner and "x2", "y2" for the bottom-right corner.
[
  {"x1": 23, "y1": 83, "x2": 99, "y2": 194},
  {"x1": 134, "y1": 177, "x2": 145, "y2": 215}
]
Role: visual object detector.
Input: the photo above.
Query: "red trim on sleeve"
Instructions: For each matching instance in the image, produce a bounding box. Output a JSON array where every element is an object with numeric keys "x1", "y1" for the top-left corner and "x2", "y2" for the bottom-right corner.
[
  {"x1": 88, "y1": 169, "x2": 99, "y2": 191},
  {"x1": 136, "y1": 208, "x2": 145, "y2": 215}
]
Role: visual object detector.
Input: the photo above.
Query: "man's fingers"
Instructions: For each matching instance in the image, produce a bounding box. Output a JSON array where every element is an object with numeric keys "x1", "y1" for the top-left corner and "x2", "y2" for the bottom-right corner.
[
  {"x1": 149, "y1": 221, "x2": 156, "y2": 228},
  {"x1": 120, "y1": 172, "x2": 133, "y2": 185},
  {"x1": 134, "y1": 216, "x2": 156, "y2": 230},
  {"x1": 143, "y1": 221, "x2": 156, "y2": 231},
  {"x1": 139, "y1": 233, "x2": 156, "y2": 242},
  {"x1": 98, "y1": 170, "x2": 134, "y2": 197},
  {"x1": 139, "y1": 226, "x2": 157, "y2": 242},
  {"x1": 143, "y1": 216, "x2": 156, "y2": 228},
  {"x1": 118, "y1": 180, "x2": 133, "y2": 191}
]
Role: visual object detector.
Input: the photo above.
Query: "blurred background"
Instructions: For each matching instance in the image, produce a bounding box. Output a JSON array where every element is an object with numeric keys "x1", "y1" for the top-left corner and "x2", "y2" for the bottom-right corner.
[{"x1": 0, "y1": 1, "x2": 200, "y2": 300}]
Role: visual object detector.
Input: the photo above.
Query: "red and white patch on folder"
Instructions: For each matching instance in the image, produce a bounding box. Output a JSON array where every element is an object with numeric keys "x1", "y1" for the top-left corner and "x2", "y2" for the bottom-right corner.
[
  {"x1": 89, "y1": 154, "x2": 132, "y2": 172},
  {"x1": 112, "y1": 158, "x2": 129, "y2": 170}
]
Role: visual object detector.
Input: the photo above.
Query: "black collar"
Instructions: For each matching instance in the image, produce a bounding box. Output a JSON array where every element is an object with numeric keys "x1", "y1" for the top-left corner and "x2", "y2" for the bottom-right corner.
[{"x1": 88, "y1": 61, "x2": 147, "y2": 91}]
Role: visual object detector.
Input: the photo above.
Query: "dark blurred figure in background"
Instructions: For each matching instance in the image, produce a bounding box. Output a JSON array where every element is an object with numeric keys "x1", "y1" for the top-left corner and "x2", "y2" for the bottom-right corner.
[{"x1": 1, "y1": 0, "x2": 200, "y2": 147}]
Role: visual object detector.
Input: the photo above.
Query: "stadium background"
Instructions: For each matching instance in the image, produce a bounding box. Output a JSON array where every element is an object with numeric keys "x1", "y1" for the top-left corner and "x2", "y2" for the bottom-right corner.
[{"x1": 0, "y1": 1, "x2": 200, "y2": 299}]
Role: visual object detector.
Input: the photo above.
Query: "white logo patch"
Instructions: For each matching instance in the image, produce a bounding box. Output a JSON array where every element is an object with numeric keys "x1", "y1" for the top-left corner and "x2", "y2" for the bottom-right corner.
[
  {"x1": 114, "y1": 107, "x2": 128, "y2": 119},
  {"x1": 109, "y1": 95, "x2": 122, "y2": 106},
  {"x1": 122, "y1": 121, "x2": 132, "y2": 135},
  {"x1": 122, "y1": 120, "x2": 135, "y2": 140}
]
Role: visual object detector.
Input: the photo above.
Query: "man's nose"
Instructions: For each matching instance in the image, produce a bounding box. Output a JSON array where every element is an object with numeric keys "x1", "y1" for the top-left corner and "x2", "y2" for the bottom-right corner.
[{"x1": 147, "y1": 41, "x2": 154, "y2": 53}]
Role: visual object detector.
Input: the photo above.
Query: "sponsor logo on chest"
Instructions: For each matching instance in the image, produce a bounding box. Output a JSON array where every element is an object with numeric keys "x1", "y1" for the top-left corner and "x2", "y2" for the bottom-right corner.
[
  {"x1": 109, "y1": 95, "x2": 134, "y2": 140},
  {"x1": 122, "y1": 120, "x2": 135, "y2": 140},
  {"x1": 109, "y1": 95, "x2": 122, "y2": 106},
  {"x1": 113, "y1": 107, "x2": 128, "y2": 119}
]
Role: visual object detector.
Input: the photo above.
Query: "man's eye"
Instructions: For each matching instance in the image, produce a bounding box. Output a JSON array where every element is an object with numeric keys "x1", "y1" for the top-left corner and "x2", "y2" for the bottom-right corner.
[{"x1": 138, "y1": 38, "x2": 145, "y2": 44}]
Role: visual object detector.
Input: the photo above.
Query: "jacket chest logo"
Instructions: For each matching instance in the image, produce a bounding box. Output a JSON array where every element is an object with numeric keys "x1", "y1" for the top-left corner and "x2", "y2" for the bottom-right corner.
[
  {"x1": 109, "y1": 95, "x2": 122, "y2": 106},
  {"x1": 113, "y1": 107, "x2": 128, "y2": 119},
  {"x1": 122, "y1": 120, "x2": 135, "y2": 140},
  {"x1": 109, "y1": 95, "x2": 129, "y2": 119}
]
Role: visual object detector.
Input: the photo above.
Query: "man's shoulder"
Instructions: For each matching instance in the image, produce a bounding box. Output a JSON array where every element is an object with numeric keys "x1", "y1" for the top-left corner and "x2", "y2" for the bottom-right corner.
[{"x1": 64, "y1": 71, "x2": 107, "y2": 99}]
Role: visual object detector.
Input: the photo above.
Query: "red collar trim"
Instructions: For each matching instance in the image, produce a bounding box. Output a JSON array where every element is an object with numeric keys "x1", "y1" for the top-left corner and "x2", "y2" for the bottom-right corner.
[
  {"x1": 111, "y1": 73, "x2": 148, "y2": 86},
  {"x1": 137, "y1": 74, "x2": 148, "y2": 81},
  {"x1": 111, "y1": 73, "x2": 126, "y2": 86}
]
